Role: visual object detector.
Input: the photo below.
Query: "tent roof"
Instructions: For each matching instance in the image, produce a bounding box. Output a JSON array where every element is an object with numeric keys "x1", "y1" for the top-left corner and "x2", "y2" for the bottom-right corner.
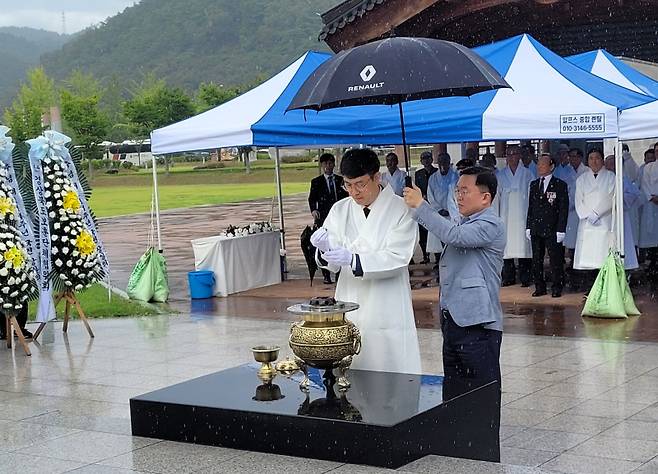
[
  {"x1": 151, "y1": 34, "x2": 654, "y2": 154},
  {"x1": 568, "y1": 49, "x2": 658, "y2": 98}
]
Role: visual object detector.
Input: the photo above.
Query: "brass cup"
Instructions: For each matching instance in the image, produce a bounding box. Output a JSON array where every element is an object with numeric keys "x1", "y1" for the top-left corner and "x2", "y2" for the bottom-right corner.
[{"x1": 252, "y1": 345, "x2": 280, "y2": 381}]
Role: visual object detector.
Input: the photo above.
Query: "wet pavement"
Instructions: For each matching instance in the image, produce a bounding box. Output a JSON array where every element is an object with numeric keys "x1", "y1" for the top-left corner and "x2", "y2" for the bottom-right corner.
[{"x1": 99, "y1": 195, "x2": 658, "y2": 344}]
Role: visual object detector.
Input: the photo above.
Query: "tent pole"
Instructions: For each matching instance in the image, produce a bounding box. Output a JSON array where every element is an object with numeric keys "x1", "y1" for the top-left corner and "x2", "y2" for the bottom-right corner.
[
  {"x1": 152, "y1": 154, "x2": 163, "y2": 252},
  {"x1": 274, "y1": 148, "x2": 286, "y2": 250},
  {"x1": 615, "y1": 133, "x2": 624, "y2": 260}
]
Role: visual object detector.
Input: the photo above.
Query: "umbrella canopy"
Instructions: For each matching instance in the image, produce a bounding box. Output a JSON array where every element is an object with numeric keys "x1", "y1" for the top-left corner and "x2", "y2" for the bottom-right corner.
[
  {"x1": 286, "y1": 36, "x2": 509, "y2": 173},
  {"x1": 286, "y1": 37, "x2": 510, "y2": 111}
]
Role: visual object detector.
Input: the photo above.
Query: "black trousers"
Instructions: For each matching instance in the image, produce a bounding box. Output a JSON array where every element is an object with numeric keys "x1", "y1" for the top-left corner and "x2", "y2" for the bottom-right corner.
[
  {"x1": 0, "y1": 306, "x2": 28, "y2": 338},
  {"x1": 646, "y1": 247, "x2": 658, "y2": 288},
  {"x1": 502, "y1": 258, "x2": 532, "y2": 285},
  {"x1": 418, "y1": 223, "x2": 428, "y2": 258},
  {"x1": 531, "y1": 235, "x2": 565, "y2": 292},
  {"x1": 441, "y1": 310, "x2": 502, "y2": 387}
]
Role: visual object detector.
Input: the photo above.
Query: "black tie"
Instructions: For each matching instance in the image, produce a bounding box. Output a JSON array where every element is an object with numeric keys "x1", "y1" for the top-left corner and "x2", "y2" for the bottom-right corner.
[
  {"x1": 363, "y1": 207, "x2": 370, "y2": 218},
  {"x1": 540, "y1": 177, "x2": 545, "y2": 194},
  {"x1": 328, "y1": 175, "x2": 336, "y2": 200},
  {"x1": 594, "y1": 173, "x2": 598, "y2": 179}
]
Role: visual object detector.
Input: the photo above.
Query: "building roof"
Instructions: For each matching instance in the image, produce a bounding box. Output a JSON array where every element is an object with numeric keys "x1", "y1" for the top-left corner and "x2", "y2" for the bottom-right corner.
[{"x1": 319, "y1": 0, "x2": 387, "y2": 41}]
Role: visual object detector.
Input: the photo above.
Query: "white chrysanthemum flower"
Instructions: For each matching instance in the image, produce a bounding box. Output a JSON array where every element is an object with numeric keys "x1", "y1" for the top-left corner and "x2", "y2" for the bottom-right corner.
[
  {"x1": 54, "y1": 259, "x2": 63, "y2": 267},
  {"x1": 49, "y1": 211, "x2": 55, "y2": 218}
]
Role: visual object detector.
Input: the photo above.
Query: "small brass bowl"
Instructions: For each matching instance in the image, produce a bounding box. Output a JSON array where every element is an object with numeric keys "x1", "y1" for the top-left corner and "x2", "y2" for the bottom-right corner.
[
  {"x1": 252, "y1": 345, "x2": 280, "y2": 363},
  {"x1": 252, "y1": 345, "x2": 280, "y2": 382}
]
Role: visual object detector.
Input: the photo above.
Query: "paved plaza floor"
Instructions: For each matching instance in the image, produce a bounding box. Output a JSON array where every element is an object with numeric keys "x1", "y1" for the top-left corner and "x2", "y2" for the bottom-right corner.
[
  {"x1": 1, "y1": 197, "x2": 655, "y2": 473},
  {"x1": 2, "y1": 314, "x2": 658, "y2": 473}
]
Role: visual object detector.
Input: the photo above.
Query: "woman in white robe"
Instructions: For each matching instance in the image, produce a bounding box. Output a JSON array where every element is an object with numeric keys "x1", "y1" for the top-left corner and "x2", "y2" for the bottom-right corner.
[
  {"x1": 317, "y1": 181, "x2": 422, "y2": 375},
  {"x1": 573, "y1": 159, "x2": 615, "y2": 270}
]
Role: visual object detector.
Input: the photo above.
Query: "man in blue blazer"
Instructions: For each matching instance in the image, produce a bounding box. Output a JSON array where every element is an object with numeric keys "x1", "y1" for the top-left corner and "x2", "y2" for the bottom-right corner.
[{"x1": 404, "y1": 166, "x2": 505, "y2": 388}]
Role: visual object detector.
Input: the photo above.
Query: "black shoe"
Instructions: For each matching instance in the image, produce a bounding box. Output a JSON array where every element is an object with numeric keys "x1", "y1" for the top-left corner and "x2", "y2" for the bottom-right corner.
[
  {"x1": 551, "y1": 290, "x2": 562, "y2": 298},
  {"x1": 21, "y1": 328, "x2": 33, "y2": 339},
  {"x1": 521, "y1": 282, "x2": 531, "y2": 288},
  {"x1": 323, "y1": 277, "x2": 332, "y2": 285},
  {"x1": 501, "y1": 280, "x2": 515, "y2": 287},
  {"x1": 421, "y1": 257, "x2": 430, "y2": 264},
  {"x1": 532, "y1": 289, "x2": 547, "y2": 297}
]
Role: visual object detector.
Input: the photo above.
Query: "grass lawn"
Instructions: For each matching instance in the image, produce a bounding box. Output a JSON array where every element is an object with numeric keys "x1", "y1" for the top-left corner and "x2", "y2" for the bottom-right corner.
[
  {"x1": 28, "y1": 284, "x2": 162, "y2": 320},
  {"x1": 90, "y1": 182, "x2": 310, "y2": 217}
]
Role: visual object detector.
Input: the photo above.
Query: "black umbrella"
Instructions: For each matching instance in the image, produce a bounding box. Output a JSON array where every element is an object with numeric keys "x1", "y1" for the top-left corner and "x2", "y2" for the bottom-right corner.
[
  {"x1": 300, "y1": 225, "x2": 318, "y2": 286},
  {"x1": 287, "y1": 37, "x2": 510, "y2": 179}
]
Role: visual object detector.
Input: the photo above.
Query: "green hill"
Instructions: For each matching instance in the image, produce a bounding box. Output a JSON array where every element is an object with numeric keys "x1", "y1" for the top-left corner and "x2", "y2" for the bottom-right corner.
[
  {"x1": 42, "y1": 0, "x2": 334, "y2": 91},
  {"x1": 0, "y1": 27, "x2": 70, "y2": 109}
]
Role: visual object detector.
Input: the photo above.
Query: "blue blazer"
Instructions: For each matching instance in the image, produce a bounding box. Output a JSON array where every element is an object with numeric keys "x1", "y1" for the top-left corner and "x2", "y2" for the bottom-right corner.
[{"x1": 413, "y1": 204, "x2": 505, "y2": 331}]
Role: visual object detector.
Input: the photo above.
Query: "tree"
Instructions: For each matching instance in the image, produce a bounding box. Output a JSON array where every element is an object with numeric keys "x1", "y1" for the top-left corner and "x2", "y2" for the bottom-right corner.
[
  {"x1": 123, "y1": 78, "x2": 194, "y2": 137},
  {"x1": 195, "y1": 82, "x2": 240, "y2": 113},
  {"x1": 3, "y1": 67, "x2": 57, "y2": 142}
]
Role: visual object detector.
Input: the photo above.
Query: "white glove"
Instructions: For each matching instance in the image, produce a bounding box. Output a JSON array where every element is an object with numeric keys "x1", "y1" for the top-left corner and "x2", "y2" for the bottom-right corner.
[
  {"x1": 525, "y1": 229, "x2": 531, "y2": 241},
  {"x1": 587, "y1": 213, "x2": 600, "y2": 225},
  {"x1": 323, "y1": 247, "x2": 353, "y2": 267},
  {"x1": 310, "y1": 227, "x2": 331, "y2": 253},
  {"x1": 556, "y1": 232, "x2": 565, "y2": 243}
]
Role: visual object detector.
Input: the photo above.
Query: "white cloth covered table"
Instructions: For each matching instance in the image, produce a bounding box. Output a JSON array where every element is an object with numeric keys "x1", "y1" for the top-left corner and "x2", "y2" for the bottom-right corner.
[{"x1": 191, "y1": 231, "x2": 281, "y2": 297}]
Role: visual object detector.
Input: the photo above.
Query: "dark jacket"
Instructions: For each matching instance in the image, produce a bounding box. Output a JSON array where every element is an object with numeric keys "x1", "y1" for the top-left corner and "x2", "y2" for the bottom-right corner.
[
  {"x1": 308, "y1": 174, "x2": 348, "y2": 224},
  {"x1": 526, "y1": 176, "x2": 569, "y2": 237}
]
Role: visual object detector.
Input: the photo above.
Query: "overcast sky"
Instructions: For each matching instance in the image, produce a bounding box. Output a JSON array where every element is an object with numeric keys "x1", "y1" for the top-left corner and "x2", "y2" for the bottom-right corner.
[{"x1": 0, "y1": 0, "x2": 139, "y2": 34}]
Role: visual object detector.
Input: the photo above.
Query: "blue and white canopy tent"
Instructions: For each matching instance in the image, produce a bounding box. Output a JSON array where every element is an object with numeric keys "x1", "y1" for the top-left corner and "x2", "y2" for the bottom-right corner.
[
  {"x1": 567, "y1": 48, "x2": 658, "y2": 140},
  {"x1": 153, "y1": 35, "x2": 653, "y2": 152},
  {"x1": 150, "y1": 34, "x2": 655, "y2": 256}
]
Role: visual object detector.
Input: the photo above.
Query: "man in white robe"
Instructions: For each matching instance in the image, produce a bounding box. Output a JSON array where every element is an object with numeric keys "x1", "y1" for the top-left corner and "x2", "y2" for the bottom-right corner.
[
  {"x1": 311, "y1": 148, "x2": 421, "y2": 374},
  {"x1": 496, "y1": 144, "x2": 534, "y2": 286},
  {"x1": 574, "y1": 149, "x2": 615, "y2": 271},
  {"x1": 605, "y1": 155, "x2": 640, "y2": 270},
  {"x1": 556, "y1": 148, "x2": 589, "y2": 252},
  {"x1": 380, "y1": 152, "x2": 406, "y2": 197},
  {"x1": 522, "y1": 144, "x2": 538, "y2": 178},
  {"x1": 639, "y1": 159, "x2": 658, "y2": 291},
  {"x1": 426, "y1": 152, "x2": 458, "y2": 255}
]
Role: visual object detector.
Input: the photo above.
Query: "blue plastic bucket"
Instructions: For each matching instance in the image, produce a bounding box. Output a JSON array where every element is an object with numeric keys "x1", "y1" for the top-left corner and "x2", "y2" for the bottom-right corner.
[{"x1": 188, "y1": 270, "x2": 215, "y2": 299}]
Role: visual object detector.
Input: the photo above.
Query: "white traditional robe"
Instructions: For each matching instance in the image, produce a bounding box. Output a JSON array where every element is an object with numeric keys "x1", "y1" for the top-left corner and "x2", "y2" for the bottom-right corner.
[
  {"x1": 618, "y1": 176, "x2": 641, "y2": 269},
  {"x1": 639, "y1": 161, "x2": 658, "y2": 248},
  {"x1": 425, "y1": 168, "x2": 458, "y2": 253},
  {"x1": 623, "y1": 152, "x2": 640, "y2": 184},
  {"x1": 555, "y1": 163, "x2": 589, "y2": 249},
  {"x1": 318, "y1": 185, "x2": 421, "y2": 374},
  {"x1": 525, "y1": 161, "x2": 538, "y2": 178},
  {"x1": 574, "y1": 168, "x2": 615, "y2": 269},
  {"x1": 495, "y1": 165, "x2": 534, "y2": 259},
  {"x1": 380, "y1": 168, "x2": 406, "y2": 197}
]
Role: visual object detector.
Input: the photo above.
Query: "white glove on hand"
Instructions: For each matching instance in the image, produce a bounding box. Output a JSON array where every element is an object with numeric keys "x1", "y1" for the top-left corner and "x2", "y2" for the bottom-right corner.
[
  {"x1": 556, "y1": 232, "x2": 565, "y2": 243},
  {"x1": 587, "y1": 213, "x2": 600, "y2": 225},
  {"x1": 525, "y1": 229, "x2": 531, "y2": 241},
  {"x1": 310, "y1": 227, "x2": 331, "y2": 253},
  {"x1": 323, "y1": 247, "x2": 353, "y2": 267}
]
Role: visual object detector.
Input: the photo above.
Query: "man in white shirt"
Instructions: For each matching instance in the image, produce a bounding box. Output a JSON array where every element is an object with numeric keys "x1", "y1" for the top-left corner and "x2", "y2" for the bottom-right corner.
[
  {"x1": 426, "y1": 152, "x2": 458, "y2": 257},
  {"x1": 380, "y1": 152, "x2": 406, "y2": 197}
]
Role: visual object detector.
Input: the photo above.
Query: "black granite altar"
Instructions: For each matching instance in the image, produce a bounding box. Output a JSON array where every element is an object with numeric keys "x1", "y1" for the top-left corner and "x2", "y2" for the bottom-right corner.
[{"x1": 130, "y1": 364, "x2": 500, "y2": 468}]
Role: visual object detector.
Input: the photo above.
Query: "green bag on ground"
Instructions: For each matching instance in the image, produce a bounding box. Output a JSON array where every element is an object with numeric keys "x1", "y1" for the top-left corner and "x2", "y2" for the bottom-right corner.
[
  {"x1": 581, "y1": 252, "x2": 627, "y2": 318},
  {"x1": 127, "y1": 247, "x2": 169, "y2": 303},
  {"x1": 614, "y1": 254, "x2": 641, "y2": 316}
]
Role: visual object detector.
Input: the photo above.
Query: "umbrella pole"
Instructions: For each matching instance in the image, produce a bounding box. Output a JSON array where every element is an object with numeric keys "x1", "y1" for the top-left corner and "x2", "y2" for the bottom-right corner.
[
  {"x1": 398, "y1": 102, "x2": 412, "y2": 187},
  {"x1": 614, "y1": 136, "x2": 624, "y2": 259}
]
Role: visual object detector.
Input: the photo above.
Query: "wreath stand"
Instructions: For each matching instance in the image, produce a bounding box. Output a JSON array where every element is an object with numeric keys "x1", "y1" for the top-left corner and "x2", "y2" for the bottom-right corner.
[
  {"x1": 5, "y1": 311, "x2": 31, "y2": 356},
  {"x1": 33, "y1": 290, "x2": 94, "y2": 341}
]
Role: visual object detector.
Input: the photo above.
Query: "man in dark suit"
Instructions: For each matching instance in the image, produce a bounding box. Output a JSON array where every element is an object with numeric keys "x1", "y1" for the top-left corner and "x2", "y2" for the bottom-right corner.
[
  {"x1": 308, "y1": 152, "x2": 348, "y2": 284},
  {"x1": 526, "y1": 154, "x2": 569, "y2": 298}
]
